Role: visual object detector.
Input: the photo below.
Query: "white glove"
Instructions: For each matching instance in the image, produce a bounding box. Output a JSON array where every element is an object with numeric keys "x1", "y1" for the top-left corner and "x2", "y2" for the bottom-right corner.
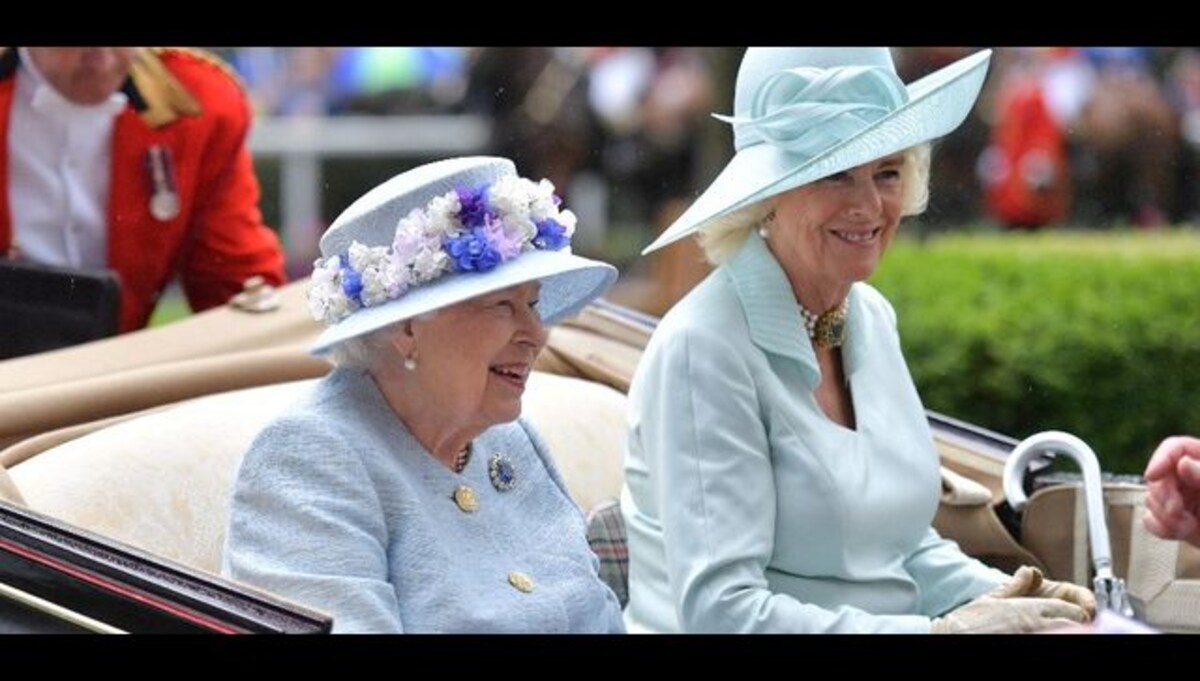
[
  {"x1": 990, "y1": 565, "x2": 1097, "y2": 620},
  {"x1": 931, "y1": 595, "x2": 1090, "y2": 634}
]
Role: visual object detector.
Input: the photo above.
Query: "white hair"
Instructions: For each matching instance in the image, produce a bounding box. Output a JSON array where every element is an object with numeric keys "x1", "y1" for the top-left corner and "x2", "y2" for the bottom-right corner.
[
  {"x1": 696, "y1": 143, "x2": 932, "y2": 265},
  {"x1": 325, "y1": 310, "x2": 440, "y2": 371}
]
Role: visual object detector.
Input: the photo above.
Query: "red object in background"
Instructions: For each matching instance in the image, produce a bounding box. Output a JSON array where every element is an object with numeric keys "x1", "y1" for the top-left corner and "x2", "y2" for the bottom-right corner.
[{"x1": 980, "y1": 77, "x2": 1072, "y2": 228}]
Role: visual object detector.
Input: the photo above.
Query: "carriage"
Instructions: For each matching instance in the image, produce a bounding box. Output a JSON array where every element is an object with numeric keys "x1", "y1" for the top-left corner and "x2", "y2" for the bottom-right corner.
[{"x1": 0, "y1": 281, "x2": 1195, "y2": 633}]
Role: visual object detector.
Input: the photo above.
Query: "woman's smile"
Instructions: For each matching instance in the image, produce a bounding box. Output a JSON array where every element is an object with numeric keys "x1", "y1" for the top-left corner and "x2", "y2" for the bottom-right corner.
[
  {"x1": 489, "y1": 362, "x2": 532, "y2": 390},
  {"x1": 830, "y1": 226, "x2": 883, "y2": 245}
]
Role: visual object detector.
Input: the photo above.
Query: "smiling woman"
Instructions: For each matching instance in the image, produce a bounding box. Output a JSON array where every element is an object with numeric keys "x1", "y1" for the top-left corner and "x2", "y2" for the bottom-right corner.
[
  {"x1": 220, "y1": 156, "x2": 624, "y2": 633},
  {"x1": 621, "y1": 47, "x2": 1097, "y2": 634},
  {"x1": 351, "y1": 281, "x2": 547, "y2": 459}
]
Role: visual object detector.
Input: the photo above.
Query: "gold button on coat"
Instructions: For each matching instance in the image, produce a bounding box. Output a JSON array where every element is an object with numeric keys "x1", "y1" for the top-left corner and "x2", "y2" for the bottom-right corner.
[
  {"x1": 453, "y1": 485, "x2": 479, "y2": 513},
  {"x1": 508, "y1": 571, "x2": 534, "y2": 593}
]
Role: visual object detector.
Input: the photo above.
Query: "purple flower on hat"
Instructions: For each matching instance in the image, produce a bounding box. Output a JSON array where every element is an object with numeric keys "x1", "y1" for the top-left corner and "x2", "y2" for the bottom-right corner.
[
  {"x1": 484, "y1": 214, "x2": 524, "y2": 260},
  {"x1": 445, "y1": 227, "x2": 503, "y2": 272},
  {"x1": 533, "y1": 218, "x2": 569, "y2": 251},
  {"x1": 456, "y1": 184, "x2": 493, "y2": 229}
]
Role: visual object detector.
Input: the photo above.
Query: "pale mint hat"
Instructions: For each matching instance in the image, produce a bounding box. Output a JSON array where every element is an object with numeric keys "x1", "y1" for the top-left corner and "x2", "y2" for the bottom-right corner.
[
  {"x1": 308, "y1": 156, "x2": 617, "y2": 354},
  {"x1": 642, "y1": 47, "x2": 993, "y2": 253}
]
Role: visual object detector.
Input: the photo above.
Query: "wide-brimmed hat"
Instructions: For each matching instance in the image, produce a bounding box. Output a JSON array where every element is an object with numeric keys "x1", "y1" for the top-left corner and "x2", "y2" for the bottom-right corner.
[
  {"x1": 308, "y1": 156, "x2": 617, "y2": 354},
  {"x1": 642, "y1": 47, "x2": 992, "y2": 254}
]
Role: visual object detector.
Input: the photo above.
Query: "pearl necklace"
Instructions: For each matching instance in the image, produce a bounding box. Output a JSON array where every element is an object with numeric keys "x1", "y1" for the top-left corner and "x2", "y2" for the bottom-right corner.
[
  {"x1": 453, "y1": 444, "x2": 472, "y2": 474},
  {"x1": 799, "y1": 298, "x2": 849, "y2": 349}
]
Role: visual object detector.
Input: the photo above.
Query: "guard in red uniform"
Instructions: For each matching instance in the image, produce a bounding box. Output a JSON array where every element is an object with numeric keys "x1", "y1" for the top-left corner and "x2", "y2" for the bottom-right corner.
[
  {"x1": 978, "y1": 51, "x2": 1072, "y2": 229},
  {"x1": 0, "y1": 47, "x2": 286, "y2": 333}
]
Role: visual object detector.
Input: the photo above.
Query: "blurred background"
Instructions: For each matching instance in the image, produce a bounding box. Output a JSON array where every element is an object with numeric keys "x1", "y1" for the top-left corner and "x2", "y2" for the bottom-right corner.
[
  {"x1": 215, "y1": 47, "x2": 1200, "y2": 264},
  {"x1": 172, "y1": 46, "x2": 1200, "y2": 473}
]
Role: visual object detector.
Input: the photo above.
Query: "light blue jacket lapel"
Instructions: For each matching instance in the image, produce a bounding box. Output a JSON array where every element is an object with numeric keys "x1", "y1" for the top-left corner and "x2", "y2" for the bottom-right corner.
[{"x1": 724, "y1": 232, "x2": 874, "y2": 388}]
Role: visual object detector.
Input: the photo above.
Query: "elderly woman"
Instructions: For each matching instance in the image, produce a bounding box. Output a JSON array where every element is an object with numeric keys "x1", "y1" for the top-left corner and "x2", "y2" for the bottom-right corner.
[
  {"x1": 622, "y1": 48, "x2": 1097, "y2": 633},
  {"x1": 222, "y1": 157, "x2": 624, "y2": 633}
]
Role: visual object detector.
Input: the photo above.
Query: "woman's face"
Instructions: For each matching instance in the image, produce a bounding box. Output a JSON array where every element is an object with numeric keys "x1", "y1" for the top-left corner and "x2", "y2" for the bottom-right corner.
[
  {"x1": 766, "y1": 154, "x2": 905, "y2": 294},
  {"x1": 408, "y1": 282, "x2": 547, "y2": 431}
]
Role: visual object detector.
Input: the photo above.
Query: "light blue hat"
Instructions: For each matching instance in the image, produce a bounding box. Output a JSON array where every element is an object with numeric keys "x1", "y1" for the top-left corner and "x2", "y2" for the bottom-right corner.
[
  {"x1": 308, "y1": 156, "x2": 618, "y2": 354},
  {"x1": 642, "y1": 47, "x2": 992, "y2": 253}
]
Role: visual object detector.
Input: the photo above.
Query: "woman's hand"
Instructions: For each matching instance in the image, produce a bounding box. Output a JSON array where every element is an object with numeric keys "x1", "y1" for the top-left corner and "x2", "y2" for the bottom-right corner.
[
  {"x1": 931, "y1": 595, "x2": 1090, "y2": 634},
  {"x1": 989, "y1": 565, "x2": 1097, "y2": 620},
  {"x1": 1143, "y1": 436, "x2": 1200, "y2": 548}
]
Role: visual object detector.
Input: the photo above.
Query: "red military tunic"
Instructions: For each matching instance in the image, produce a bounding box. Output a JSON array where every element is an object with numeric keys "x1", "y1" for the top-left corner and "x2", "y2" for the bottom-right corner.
[{"x1": 0, "y1": 47, "x2": 286, "y2": 332}]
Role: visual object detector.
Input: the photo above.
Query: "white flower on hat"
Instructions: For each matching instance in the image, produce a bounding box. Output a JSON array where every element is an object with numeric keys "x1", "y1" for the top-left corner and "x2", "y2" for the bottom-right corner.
[
  {"x1": 425, "y1": 192, "x2": 462, "y2": 238},
  {"x1": 557, "y1": 208, "x2": 578, "y2": 239},
  {"x1": 488, "y1": 175, "x2": 539, "y2": 243},
  {"x1": 348, "y1": 242, "x2": 404, "y2": 307},
  {"x1": 391, "y1": 207, "x2": 455, "y2": 287},
  {"x1": 530, "y1": 179, "x2": 561, "y2": 220},
  {"x1": 308, "y1": 254, "x2": 359, "y2": 323},
  {"x1": 393, "y1": 208, "x2": 429, "y2": 259},
  {"x1": 410, "y1": 247, "x2": 451, "y2": 284}
]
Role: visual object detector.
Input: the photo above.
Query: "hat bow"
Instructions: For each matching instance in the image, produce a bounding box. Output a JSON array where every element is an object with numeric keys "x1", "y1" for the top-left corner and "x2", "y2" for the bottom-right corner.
[{"x1": 715, "y1": 65, "x2": 910, "y2": 158}]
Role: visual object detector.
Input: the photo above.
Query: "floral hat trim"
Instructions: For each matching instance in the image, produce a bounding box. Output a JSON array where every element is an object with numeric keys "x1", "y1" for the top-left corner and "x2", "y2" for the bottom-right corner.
[{"x1": 307, "y1": 175, "x2": 576, "y2": 325}]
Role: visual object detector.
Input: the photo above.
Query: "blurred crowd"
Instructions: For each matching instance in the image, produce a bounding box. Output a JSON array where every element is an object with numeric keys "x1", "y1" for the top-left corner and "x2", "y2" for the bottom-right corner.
[
  {"x1": 217, "y1": 46, "x2": 1200, "y2": 242},
  {"x1": 218, "y1": 47, "x2": 718, "y2": 247},
  {"x1": 912, "y1": 47, "x2": 1200, "y2": 230}
]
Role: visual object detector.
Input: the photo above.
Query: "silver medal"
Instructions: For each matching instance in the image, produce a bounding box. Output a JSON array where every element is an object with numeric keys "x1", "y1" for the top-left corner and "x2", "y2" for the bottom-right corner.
[
  {"x1": 150, "y1": 191, "x2": 180, "y2": 221},
  {"x1": 145, "y1": 145, "x2": 180, "y2": 222}
]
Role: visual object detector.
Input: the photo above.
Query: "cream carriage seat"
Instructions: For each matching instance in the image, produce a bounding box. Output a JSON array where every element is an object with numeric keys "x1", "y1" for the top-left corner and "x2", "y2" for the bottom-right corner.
[{"x1": 3, "y1": 371, "x2": 628, "y2": 576}]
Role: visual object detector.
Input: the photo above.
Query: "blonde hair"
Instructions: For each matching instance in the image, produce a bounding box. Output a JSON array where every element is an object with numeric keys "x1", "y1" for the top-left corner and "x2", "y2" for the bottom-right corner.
[{"x1": 696, "y1": 143, "x2": 932, "y2": 265}]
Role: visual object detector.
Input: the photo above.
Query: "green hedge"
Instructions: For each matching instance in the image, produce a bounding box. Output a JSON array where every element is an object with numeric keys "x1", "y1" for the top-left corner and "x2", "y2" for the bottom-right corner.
[{"x1": 869, "y1": 230, "x2": 1200, "y2": 474}]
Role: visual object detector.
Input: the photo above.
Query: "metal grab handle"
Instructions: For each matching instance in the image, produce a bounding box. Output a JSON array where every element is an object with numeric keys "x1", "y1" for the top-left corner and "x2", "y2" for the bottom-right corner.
[{"x1": 1003, "y1": 430, "x2": 1134, "y2": 616}]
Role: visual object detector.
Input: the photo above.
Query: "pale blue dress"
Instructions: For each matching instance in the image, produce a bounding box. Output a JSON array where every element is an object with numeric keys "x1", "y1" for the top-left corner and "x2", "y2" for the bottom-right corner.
[
  {"x1": 621, "y1": 232, "x2": 1007, "y2": 633},
  {"x1": 223, "y1": 367, "x2": 625, "y2": 633}
]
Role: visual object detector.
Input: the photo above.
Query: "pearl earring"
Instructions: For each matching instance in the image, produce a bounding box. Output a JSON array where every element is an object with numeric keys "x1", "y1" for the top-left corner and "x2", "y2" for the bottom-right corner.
[
  {"x1": 403, "y1": 353, "x2": 417, "y2": 371},
  {"x1": 758, "y1": 210, "x2": 776, "y2": 239}
]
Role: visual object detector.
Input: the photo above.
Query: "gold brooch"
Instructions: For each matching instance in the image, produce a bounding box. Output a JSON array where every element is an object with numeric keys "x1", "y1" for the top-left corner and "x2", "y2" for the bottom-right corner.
[
  {"x1": 507, "y1": 571, "x2": 534, "y2": 593},
  {"x1": 800, "y1": 299, "x2": 849, "y2": 349},
  {"x1": 452, "y1": 485, "x2": 479, "y2": 513}
]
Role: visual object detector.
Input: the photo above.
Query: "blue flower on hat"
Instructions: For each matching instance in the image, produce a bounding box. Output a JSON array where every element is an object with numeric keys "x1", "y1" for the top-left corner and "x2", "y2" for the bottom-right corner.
[
  {"x1": 339, "y1": 262, "x2": 364, "y2": 304},
  {"x1": 533, "y1": 218, "x2": 569, "y2": 251},
  {"x1": 445, "y1": 226, "x2": 504, "y2": 272}
]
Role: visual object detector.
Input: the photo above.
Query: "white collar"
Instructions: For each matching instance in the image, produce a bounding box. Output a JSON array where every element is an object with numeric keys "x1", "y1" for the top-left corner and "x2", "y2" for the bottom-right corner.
[{"x1": 18, "y1": 47, "x2": 128, "y2": 118}]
